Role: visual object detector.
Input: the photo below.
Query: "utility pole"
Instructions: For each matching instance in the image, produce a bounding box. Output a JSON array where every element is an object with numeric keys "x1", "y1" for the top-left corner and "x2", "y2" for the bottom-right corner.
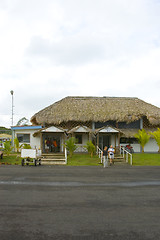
[
  {"x1": 10, "y1": 90, "x2": 14, "y2": 126},
  {"x1": 10, "y1": 90, "x2": 14, "y2": 150}
]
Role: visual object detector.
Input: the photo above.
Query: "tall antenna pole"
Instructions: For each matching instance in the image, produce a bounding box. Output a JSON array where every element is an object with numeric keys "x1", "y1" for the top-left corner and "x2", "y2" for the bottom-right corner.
[{"x1": 10, "y1": 90, "x2": 14, "y2": 126}]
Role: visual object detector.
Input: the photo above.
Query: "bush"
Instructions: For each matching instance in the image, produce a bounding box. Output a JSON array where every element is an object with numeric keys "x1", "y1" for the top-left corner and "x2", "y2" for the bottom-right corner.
[
  {"x1": 22, "y1": 144, "x2": 31, "y2": 149},
  {"x1": 3, "y1": 141, "x2": 13, "y2": 156},
  {"x1": 64, "y1": 137, "x2": 77, "y2": 158},
  {"x1": 84, "y1": 140, "x2": 96, "y2": 157}
]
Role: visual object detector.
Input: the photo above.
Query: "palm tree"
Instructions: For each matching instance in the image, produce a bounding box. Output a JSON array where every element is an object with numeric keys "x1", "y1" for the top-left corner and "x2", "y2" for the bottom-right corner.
[
  {"x1": 134, "y1": 129, "x2": 150, "y2": 153},
  {"x1": 64, "y1": 137, "x2": 77, "y2": 158},
  {"x1": 4, "y1": 141, "x2": 13, "y2": 156},
  {"x1": 14, "y1": 137, "x2": 20, "y2": 152},
  {"x1": 150, "y1": 128, "x2": 160, "y2": 153}
]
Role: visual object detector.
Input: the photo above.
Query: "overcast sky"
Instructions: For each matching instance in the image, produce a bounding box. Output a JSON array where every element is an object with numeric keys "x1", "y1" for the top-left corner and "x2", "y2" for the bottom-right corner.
[{"x1": 1, "y1": 0, "x2": 160, "y2": 128}]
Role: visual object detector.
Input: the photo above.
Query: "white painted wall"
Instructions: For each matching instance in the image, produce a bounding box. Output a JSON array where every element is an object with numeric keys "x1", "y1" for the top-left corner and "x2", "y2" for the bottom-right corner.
[
  {"x1": 14, "y1": 129, "x2": 41, "y2": 149},
  {"x1": 83, "y1": 134, "x2": 89, "y2": 144},
  {"x1": 110, "y1": 135, "x2": 116, "y2": 146},
  {"x1": 120, "y1": 138, "x2": 158, "y2": 153},
  {"x1": 144, "y1": 138, "x2": 159, "y2": 152}
]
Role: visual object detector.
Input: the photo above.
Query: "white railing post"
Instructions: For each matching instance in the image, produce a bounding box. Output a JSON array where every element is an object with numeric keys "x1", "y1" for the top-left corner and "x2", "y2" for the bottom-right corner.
[
  {"x1": 65, "y1": 147, "x2": 67, "y2": 164},
  {"x1": 126, "y1": 153, "x2": 128, "y2": 163},
  {"x1": 121, "y1": 146, "x2": 132, "y2": 165},
  {"x1": 97, "y1": 146, "x2": 103, "y2": 163}
]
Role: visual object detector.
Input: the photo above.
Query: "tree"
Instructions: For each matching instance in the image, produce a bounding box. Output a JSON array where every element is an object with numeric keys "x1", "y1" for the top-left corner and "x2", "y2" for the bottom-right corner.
[
  {"x1": 84, "y1": 140, "x2": 96, "y2": 157},
  {"x1": 64, "y1": 137, "x2": 77, "y2": 158},
  {"x1": 134, "y1": 129, "x2": 150, "y2": 153},
  {"x1": 0, "y1": 126, "x2": 11, "y2": 135},
  {"x1": 16, "y1": 117, "x2": 29, "y2": 126},
  {"x1": 150, "y1": 128, "x2": 160, "y2": 153}
]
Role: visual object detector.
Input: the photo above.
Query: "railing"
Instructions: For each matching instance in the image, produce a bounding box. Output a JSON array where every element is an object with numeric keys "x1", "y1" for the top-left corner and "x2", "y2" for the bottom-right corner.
[
  {"x1": 120, "y1": 147, "x2": 132, "y2": 165},
  {"x1": 65, "y1": 147, "x2": 67, "y2": 164},
  {"x1": 75, "y1": 146, "x2": 88, "y2": 153},
  {"x1": 96, "y1": 146, "x2": 103, "y2": 163}
]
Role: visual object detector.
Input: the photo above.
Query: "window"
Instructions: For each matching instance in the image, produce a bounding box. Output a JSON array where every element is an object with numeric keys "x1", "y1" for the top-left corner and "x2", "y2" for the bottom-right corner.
[
  {"x1": 118, "y1": 120, "x2": 140, "y2": 129},
  {"x1": 120, "y1": 137, "x2": 138, "y2": 144},
  {"x1": 120, "y1": 137, "x2": 128, "y2": 144},
  {"x1": 17, "y1": 134, "x2": 30, "y2": 143},
  {"x1": 75, "y1": 134, "x2": 82, "y2": 144}
]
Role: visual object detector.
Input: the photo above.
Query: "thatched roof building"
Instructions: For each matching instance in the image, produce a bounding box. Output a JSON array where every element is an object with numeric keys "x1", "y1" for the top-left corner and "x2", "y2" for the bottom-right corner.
[{"x1": 31, "y1": 96, "x2": 160, "y2": 127}]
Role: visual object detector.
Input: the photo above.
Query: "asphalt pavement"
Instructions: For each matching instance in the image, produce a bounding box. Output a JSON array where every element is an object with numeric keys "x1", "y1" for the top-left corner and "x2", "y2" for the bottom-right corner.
[{"x1": 0, "y1": 164, "x2": 160, "y2": 240}]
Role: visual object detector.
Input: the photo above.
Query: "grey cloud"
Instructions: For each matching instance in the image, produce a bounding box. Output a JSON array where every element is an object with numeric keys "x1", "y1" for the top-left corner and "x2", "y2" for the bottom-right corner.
[{"x1": 27, "y1": 36, "x2": 105, "y2": 65}]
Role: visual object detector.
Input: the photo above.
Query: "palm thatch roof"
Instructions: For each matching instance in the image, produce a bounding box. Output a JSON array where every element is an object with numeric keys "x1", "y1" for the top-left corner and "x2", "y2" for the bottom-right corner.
[
  {"x1": 120, "y1": 128, "x2": 158, "y2": 138},
  {"x1": 0, "y1": 134, "x2": 12, "y2": 139},
  {"x1": 31, "y1": 96, "x2": 160, "y2": 126}
]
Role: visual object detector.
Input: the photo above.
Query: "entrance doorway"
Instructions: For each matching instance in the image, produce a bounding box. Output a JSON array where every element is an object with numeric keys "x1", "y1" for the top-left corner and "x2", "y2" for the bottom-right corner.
[
  {"x1": 42, "y1": 134, "x2": 61, "y2": 153},
  {"x1": 99, "y1": 135, "x2": 110, "y2": 150}
]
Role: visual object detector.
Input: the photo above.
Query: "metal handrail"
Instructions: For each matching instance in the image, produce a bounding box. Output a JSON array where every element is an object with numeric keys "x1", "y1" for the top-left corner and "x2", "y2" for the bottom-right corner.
[{"x1": 120, "y1": 147, "x2": 132, "y2": 165}]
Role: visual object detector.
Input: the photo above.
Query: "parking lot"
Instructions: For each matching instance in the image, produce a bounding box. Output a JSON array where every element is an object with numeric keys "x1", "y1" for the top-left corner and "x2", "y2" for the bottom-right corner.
[{"x1": 0, "y1": 165, "x2": 160, "y2": 240}]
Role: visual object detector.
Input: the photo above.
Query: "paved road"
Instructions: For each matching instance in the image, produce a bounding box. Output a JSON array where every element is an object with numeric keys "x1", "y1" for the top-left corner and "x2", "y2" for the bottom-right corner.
[{"x1": 0, "y1": 165, "x2": 160, "y2": 240}]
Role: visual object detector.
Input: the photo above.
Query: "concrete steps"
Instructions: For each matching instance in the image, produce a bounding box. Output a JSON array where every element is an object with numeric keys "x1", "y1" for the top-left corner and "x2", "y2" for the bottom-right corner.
[
  {"x1": 113, "y1": 155, "x2": 126, "y2": 163},
  {"x1": 41, "y1": 153, "x2": 66, "y2": 165}
]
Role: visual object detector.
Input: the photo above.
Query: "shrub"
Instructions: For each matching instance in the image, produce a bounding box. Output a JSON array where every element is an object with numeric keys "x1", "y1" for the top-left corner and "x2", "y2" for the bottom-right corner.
[
  {"x1": 22, "y1": 144, "x2": 31, "y2": 149},
  {"x1": 64, "y1": 137, "x2": 77, "y2": 158},
  {"x1": 3, "y1": 141, "x2": 13, "y2": 156},
  {"x1": 84, "y1": 140, "x2": 96, "y2": 157}
]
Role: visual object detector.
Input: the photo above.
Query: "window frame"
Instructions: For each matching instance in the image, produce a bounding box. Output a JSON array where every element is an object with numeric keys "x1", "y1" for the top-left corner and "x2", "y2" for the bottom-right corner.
[
  {"x1": 17, "y1": 133, "x2": 30, "y2": 143},
  {"x1": 120, "y1": 137, "x2": 138, "y2": 144},
  {"x1": 75, "y1": 134, "x2": 83, "y2": 144}
]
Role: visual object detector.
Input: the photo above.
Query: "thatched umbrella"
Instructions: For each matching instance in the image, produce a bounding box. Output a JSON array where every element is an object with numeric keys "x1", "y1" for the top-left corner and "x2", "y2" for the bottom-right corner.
[
  {"x1": 0, "y1": 134, "x2": 12, "y2": 140},
  {"x1": 31, "y1": 96, "x2": 160, "y2": 127}
]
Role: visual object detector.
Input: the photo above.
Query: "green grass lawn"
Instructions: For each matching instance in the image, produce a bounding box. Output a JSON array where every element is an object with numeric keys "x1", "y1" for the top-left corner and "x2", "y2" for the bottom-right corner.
[
  {"x1": 67, "y1": 154, "x2": 101, "y2": 166},
  {"x1": 0, "y1": 153, "x2": 22, "y2": 165},
  {"x1": 0, "y1": 153, "x2": 101, "y2": 166},
  {"x1": 0, "y1": 153, "x2": 160, "y2": 166},
  {"x1": 132, "y1": 153, "x2": 160, "y2": 166}
]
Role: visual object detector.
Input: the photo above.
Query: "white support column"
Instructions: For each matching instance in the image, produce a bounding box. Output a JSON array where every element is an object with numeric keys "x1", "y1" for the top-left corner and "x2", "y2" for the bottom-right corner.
[
  {"x1": 91, "y1": 121, "x2": 95, "y2": 143},
  {"x1": 92, "y1": 121, "x2": 95, "y2": 131},
  {"x1": 140, "y1": 118, "x2": 143, "y2": 130},
  {"x1": 140, "y1": 118, "x2": 143, "y2": 152}
]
